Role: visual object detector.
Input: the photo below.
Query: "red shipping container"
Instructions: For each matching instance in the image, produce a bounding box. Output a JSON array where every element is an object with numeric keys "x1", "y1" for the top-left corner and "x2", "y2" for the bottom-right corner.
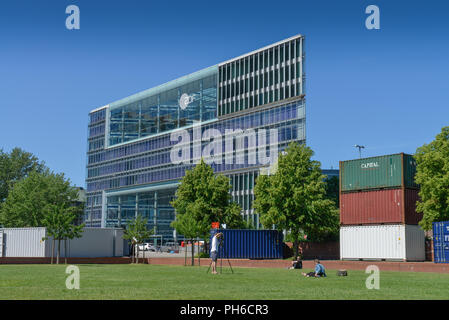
[{"x1": 340, "y1": 188, "x2": 422, "y2": 225}]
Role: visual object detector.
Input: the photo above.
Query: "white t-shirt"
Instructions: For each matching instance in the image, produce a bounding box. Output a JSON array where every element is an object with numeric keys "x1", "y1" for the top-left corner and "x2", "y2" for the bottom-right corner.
[{"x1": 211, "y1": 235, "x2": 219, "y2": 252}]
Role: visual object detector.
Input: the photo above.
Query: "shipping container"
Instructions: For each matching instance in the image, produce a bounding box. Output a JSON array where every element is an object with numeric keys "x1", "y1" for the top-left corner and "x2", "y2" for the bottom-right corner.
[
  {"x1": 0, "y1": 227, "x2": 124, "y2": 258},
  {"x1": 210, "y1": 229, "x2": 283, "y2": 259},
  {"x1": 340, "y1": 153, "x2": 418, "y2": 193},
  {"x1": 340, "y1": 188, "x2": 422, "y2": 225},
  {"x1": 0, "y1": 228, "x2": 47, "y2": 257},
  {"x1": 433, "y1": 221, "x2": 449, "y2": 263},
  {"x1": 340, "y1": 224, "x2": 425, "y2": 261}
]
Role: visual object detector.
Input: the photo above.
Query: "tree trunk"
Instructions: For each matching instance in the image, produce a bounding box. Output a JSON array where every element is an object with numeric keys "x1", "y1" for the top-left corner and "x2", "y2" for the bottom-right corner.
[
  {"x1": 136, "y1": 245, "x2": 139, "y2": 264},
  {"x1": 57, "y1": 239, "x2": 61, "y2": 265},
  {"x1": 294, "y1": 238, "x2": 299, "y2": 259},
  {"x1": 51, "y1": 238, "x2": 55, "y2": 264},
  {"x1": 184, "y1": 241, "x2": 187, "y2": 266},
  {"x1": 191, "y1": 240, "x2": 195, "y2": 266},
  {"x1": 131, "y1": 244, "x2": 134, "y2": 263},
  {"x1": 198, "y1": 240, "x2": 201, "y2": 266},
  {"x1": 64, "y1": 239, "x2": 68, "y2": 264}
]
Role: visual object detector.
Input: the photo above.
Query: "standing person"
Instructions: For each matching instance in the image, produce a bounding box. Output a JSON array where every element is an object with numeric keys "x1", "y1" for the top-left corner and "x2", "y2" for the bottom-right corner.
[
  {"x1": 210, "y1": 232, "x2": 223, "y2": 274},
  {"x1": 302, "y1": 259, "x2": 327, "y2": 277}
]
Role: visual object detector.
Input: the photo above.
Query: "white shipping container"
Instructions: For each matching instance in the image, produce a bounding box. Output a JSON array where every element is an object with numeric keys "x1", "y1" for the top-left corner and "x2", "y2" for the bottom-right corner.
[
  {"x1": 0, "y1": 227, "x2": 124, "y2": 258},
  {"x1": 340, "y1": 224, "x2": 425, "y2": 261},
  {"x1": 0, "y1": 227, "x2": 47, "y2": 257}
]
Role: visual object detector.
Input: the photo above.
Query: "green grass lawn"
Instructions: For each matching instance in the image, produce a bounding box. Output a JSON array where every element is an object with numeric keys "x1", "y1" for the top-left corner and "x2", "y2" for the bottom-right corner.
[{"x1": 0, "y1": 264, "x2": 448, "y2": 300}]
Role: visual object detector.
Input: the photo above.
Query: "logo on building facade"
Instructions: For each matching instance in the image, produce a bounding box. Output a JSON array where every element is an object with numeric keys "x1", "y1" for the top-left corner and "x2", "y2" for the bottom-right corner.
[{"x1": 179, "y1": 93, "x2": 194, "y2": 110}]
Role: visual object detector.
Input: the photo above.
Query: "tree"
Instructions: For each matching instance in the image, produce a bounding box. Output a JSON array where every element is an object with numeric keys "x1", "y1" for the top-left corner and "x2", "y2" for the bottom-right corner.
[
  {"x1": 415, "y1": 126, "x2": 449, "y2": 231},
  {"x1": 170, "y1": 159, "x2": 245, "y2": 250},
  {"x1": 171, "y1": 211, "x2": 205, "y2": 266},
  {"x1": 0, "y1": 147, "x2": 46, "y2": 203},
  {"x1": 42, "y1": 203, "x2": 84, "y2": 264},
  {"x1": 123, "y1": 214, "x2": 153, "y2": 264},
  {"x1": 0, "y1": 170, "x2": 80, "y2": 227},
  {"x1": 253, "y1": 142, "x2": 339, "y2": 258}
]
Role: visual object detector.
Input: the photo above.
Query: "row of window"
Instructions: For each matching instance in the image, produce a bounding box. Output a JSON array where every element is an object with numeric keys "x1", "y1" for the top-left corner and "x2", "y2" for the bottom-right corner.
[
  {"x1": 220, "y1": 38, "x2": 303, "y2": 81},
  {"x1": 89, "y1": 123, "x2": 105, "y2": 138},
  {"x1": 86, "y1": 132, "x2": 303, "y2": 193},
  {"x1": 89, "y1": 108, "x2": 106, "y2": 125},
  {"x1": 219, "y1": 82, "x2": 303, "y2": 116},
  {"x1": 87, "y1": 122, "x2": 303, "y2": 190},
  {"x1": 220, "y1": 63, "x2": 301, "y2": 97},
  {"x1": 88, "y1": 118, "x2": 303, "y2": 179},
  {"x1": 228, "y1": 171, "x2": 259, "y2": 193},
  {"x1": 218, "y1": 37, "x2": 304, "y2": 116},
  {"x1": 88, "y1": 138, "x2": 105, "y2": 152},
  {"x1": 87, "y1": 99, "x2": 304, "y2": 165}
]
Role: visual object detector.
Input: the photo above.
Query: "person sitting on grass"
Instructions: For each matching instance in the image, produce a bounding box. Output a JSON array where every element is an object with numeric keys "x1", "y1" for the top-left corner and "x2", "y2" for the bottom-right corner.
[
  {"x1": 289, "y1": 255, "x2": 303, "y2": 269},
  {"x1": 302, "y1": 259, "x2": 327, "y2": 277}
]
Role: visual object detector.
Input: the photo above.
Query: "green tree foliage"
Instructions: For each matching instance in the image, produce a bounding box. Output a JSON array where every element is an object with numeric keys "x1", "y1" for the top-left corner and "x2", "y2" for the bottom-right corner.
[
  {"x1": 42, "y1": 203, "x2": 84, "y2": 264},
  {"x1": 0, "y1": 148, "x2": 46, "y2": 203},
  {"x1": 415, "y1": 127, "x2": 449, "y2": 231},
  {"x1": 123, "y1": 214, "x2": 153, "y2": 264},
  {"x1": 253, "y1": 142, "x2": 339, "y2": 256},
  {"x1": 0, "y1": 170, "x2": 80, "y2": 227},
  {"x1": 170, "y1": 159, "x2": 245, "y2": 245}
]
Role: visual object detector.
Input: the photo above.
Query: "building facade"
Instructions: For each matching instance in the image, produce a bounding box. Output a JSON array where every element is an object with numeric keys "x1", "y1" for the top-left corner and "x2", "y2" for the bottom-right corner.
[{"x1": 85, "y1": 35, "x2": 306, "y2": 241}]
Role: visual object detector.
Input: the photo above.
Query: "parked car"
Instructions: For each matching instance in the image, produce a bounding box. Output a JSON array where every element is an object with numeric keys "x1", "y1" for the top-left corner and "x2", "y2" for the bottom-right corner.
[
  {"x1": 137, "y1": 243, "x2": 151, "y2": 251},
  {"x1": 161, "y1": 241, "x2": 178, "y2": 252}
]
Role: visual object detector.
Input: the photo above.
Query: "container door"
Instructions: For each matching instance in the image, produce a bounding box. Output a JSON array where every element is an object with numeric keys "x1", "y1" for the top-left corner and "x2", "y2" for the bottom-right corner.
[
  {"x1": 441, "y1": 222, "x2": 449, "y2": 263},
  {"x1": 0, "y1": 231, "x2": 3, "y2": 257},
  {"x1": 396, "y1": 225, "x2": 405, "y2": 260}
]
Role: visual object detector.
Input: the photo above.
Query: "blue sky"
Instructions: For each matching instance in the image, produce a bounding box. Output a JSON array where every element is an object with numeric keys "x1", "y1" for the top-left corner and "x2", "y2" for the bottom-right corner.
[{"x1": 1, "y1": 0, "x2": 448, "y2": 187}]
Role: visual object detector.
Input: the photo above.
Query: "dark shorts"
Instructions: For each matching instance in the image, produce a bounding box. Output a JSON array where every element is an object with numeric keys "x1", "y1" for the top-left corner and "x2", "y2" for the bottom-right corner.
[{"x1": 211, "y1": 251, "x2": 218, "y2": 262}]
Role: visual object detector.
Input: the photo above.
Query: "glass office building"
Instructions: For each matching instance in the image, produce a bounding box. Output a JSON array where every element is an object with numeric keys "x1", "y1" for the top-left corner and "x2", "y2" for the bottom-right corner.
[{"x1": 85, "y1": 35, "x2": 306, "y2": 241}]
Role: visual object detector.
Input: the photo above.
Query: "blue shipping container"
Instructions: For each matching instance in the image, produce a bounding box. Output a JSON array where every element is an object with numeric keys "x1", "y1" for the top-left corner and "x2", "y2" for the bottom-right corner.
[
  {"x1": 210, "y1": 229, "x2": 283, "y2": 259},
  {"x1": 433, "y1": 221, "x2": 449, "y2": 263}
]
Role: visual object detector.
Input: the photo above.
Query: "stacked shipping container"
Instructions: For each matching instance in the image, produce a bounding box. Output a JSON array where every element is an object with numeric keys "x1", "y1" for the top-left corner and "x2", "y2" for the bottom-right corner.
[{"x1": 339, "y1": 153, "x2": 425, "y2": 261}]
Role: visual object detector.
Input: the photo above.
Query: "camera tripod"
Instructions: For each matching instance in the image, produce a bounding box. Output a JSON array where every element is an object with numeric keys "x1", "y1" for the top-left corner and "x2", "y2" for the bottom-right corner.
[{"x1": 206, "y1": 238, "x2": 234, "y2": 274}]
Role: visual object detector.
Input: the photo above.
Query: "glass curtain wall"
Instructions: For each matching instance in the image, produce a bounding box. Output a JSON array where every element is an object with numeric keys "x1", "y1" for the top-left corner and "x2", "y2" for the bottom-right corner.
[
  {"x1": 109, "y1": 73, "x2": 217, "y2": 146},
  {"x1": 105, "y1": 188, "x2": 176, "y2": 241}
]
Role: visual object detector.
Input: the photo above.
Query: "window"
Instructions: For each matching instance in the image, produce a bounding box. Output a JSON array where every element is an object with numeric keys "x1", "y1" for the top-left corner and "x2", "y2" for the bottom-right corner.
[
  {"x1": 291, "y1": 41, "x2": 295, "y2": 60},
  {"x1": 264, "y1": 50, "x2": 268, "y2": 68},
  {"x1": 296, "y1": 39, "x2": 300, "y2": 58}
]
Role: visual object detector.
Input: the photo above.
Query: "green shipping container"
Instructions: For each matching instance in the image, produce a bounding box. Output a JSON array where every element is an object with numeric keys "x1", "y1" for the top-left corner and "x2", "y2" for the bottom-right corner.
[{"x1": 340, "y1": 153, "x2": 418, "y2": 192}]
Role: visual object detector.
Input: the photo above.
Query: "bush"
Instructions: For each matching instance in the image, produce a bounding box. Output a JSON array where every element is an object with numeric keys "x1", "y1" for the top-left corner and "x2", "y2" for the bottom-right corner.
[{"x1": 195, "y1": 252, "x2": 210, "y2": 258}]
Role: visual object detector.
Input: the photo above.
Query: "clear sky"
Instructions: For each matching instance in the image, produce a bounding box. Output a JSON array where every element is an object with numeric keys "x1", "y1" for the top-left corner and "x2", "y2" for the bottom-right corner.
[{"x1": 1, "y1": 0, "x2": 448, "y2": 187}]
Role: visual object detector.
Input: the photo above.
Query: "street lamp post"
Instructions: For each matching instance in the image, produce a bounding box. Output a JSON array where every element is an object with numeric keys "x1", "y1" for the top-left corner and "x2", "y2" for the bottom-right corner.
[{"x1": 354, "y1": 145, "x2": 365, "y2": 158}]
